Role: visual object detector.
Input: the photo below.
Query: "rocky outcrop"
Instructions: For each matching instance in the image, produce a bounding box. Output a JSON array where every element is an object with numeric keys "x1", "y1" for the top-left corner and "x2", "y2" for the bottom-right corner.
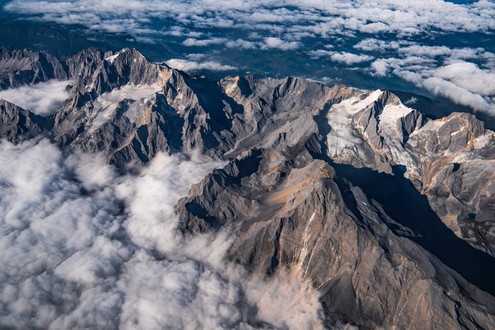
[
  {"x1": 405, "y1": 113, "x2": 495, "y2": 256},
  {"x1": 323, "y1": 91, "x2": 495, "y2": 256},
  {"x1": 0, "y1": 99, "x2": 51, "y2": 142},
  {"x1": 0, "y1": 48, "x2": 67, "y2": 89}
]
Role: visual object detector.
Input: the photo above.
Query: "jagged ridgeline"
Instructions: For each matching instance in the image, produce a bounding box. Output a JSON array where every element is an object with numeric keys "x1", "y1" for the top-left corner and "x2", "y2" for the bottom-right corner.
[{"x1": 1, "y1": 47, "x2": 495, "y2": 328}]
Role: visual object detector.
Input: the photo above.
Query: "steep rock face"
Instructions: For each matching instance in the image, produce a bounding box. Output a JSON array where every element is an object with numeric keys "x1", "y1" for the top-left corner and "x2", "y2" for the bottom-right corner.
[
  {"x1": 324, "y1": 92, "x2": 495, "y2": 256},
  {"x1": 405, "y1": 113, "x2": 495, "y2": 256},
  {"x1": 0, "y1": 100, "x2": 51, "y2": 142},
  {"x1": 0, "y1": 48, "x2": 67, "y2": 89},
  {"x1": 219, "y1": 76, "x2": 353, "y2": 157},
  {"x1": 49, "y1": 48, "x2": 236, "y2": 164},
  {"x1": 177, "y1": 144, "x2": 495, "y2": 329}
]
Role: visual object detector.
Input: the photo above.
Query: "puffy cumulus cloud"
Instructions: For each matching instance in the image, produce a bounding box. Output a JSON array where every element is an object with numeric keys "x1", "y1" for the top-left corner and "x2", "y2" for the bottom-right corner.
[
  {"x1": 0, "y1": 80, "x2": 71, "y2": 116},
  {"x1": 225, "y1": 39, "x2": 259, "y2": 50},
  {"x1": 309, "y1": 50, "x2": 373, "y2": 65},
  {"x1": 183, "y1": 37, "x2": 228, "y2": 47},
  {"x1": 353, "y1": 38, "x2": 406, "y2": 52},
  {"x1": 371, "y1": 59, "x2": 389, "y2": 76},
  {"x1": 433, "y1": 61, "x2": 495, "y2": 96},
  {"x1": 354, "y1": 39, "x2": 494, "y2": 63},
  {"x1": 418, "y1": 63, "x2": 495, "y2": 112},
  {"x1": 165, "y1": 59, "x2": 237, "y2": 72},
  {"x1": 0, "y1": 139, "x2": 126, "y2": 329},
  {"x1": 367, "y1": 49, "x2": 495, "y2": 113},
  {"x1": 182, "y1": 38, "x2": 261, "y2": 49},
  {"x1": 4, "y1": 1, "x2": 495, "y2": 116},
  {"x1": 329, "y1": 52, "x2": 373, "y2": 65},
  {"x1": 422, "y1": 76, "x2": 493, "y2": 112},
  {"x1": 263, "y1": 37, "x2": 301, "y2": 51},
  {"x1": 0, "y1": 138, "x2": 324, "y2": 329},
  {"x1": 358, "y1": 37, "x2": 495, "y2": 113}
]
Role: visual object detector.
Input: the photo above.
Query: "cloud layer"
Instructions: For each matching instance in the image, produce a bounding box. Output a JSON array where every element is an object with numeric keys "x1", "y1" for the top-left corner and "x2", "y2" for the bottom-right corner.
[
  {"x1": 0, "y1": 80, "x2": 71, "y2": 116},
  {"x1": 5, "y1": 0, "x2": 495, "y2": 38},
  {"x1": 0, "y1": 138, "x2": 323, "y2": 329}
]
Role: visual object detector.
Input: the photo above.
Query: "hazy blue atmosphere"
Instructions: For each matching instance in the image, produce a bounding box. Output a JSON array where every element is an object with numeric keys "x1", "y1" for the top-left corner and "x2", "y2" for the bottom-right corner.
[{"x1": 1, "y1": 0, "x2": 494, "y2": 117}]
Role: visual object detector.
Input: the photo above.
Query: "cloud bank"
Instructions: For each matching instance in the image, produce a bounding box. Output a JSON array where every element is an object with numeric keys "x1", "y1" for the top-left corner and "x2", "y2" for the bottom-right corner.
[
  {"x1": 0, "y1": 80, "x2": 71, "y2": 116},
  {"x1": 0, "y1": 138, "x2": 323, "y2": 329},
  {"x1": 5, "y1": 0, "x2": 495, "y2": 39}
]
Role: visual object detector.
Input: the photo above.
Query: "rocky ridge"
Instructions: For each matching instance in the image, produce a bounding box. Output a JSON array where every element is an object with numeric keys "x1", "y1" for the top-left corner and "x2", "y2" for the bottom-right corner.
[{"x1": 1, "y1": 47, "x2": 494, "y2": 329}]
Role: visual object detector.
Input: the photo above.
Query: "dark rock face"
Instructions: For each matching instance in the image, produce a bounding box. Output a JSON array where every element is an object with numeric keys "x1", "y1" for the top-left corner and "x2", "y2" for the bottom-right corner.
[
  {"x1": 1, "y1": 47, "x2": 495, "y2": 328},
  {"x1": 0, "y1": 48, "x2": 67, "y2": 89},
  {"x1": 0, "y1": 99, "x2": 51, "y2": 142}
]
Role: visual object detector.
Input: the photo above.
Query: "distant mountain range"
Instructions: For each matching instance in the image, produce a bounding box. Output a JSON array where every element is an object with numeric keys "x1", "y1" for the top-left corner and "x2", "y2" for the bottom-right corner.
[{"x1": 1, "y1": 47, "x2": 495, "y2": 328}]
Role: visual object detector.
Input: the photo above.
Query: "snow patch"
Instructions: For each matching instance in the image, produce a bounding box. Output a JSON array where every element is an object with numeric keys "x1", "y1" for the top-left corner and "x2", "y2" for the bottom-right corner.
[
  {"x1": 89, "y1": 83, "x2": 161, "y2": 133},
  {"x1": 105, "y1": 53, "x2": 120, "y2": 63},
  {"x1": 327, "y1": 90, "x2": 383, "y2": 157},
  {"x1": 340, "y1": 89, "x2": 383, "y2": 115},
  {"x1": 473, "y1": 134, "x2": 491, "y2": 149},
  {"x1": 379, "y1": 104, "x2": 413, "y2": 126}
]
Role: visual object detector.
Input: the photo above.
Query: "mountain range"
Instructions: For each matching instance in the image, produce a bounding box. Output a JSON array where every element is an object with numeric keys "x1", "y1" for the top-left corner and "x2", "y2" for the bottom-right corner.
[{"x1": 1, "y1": 47, "x2": 495, "y2": 329}]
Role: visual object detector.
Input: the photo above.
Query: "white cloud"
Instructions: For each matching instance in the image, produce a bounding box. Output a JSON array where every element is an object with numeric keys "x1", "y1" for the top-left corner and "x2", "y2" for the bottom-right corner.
[
  {"x1": 4, "y1": 0, "x2": 495, "y2": 48},
  {"x1": 329, "y1": 51, "x2": 373, "y2": 65},
  {"x1": 308, "y1": 49, "x2": 333, "y2": 58},
  {"x1": 0, "y1": 138, "x2": 323, "y2": 329},
  {"x1": 263, "y1": 37, "x2": 300, "y2": 51},
  {"x1": 310, "y1": 50, "x2": 373, "y2": 64},
  {"x1": 404, "y1": 96, "x2": 418, "y2": 105},
  {"x1": 183, "y1": 37, "x2": 228, "y2": 47},
  {"x1": 422, "y1": 76, "x2": 493, "y2": 112},
  {"x1": 367, "y1": 49, "x2": 495, "y2": 113},
  {"x1": 3, "y1": 0, "x2": 495, "y2": 115},
  {"x1": 353, "y1": 38, "x2": 406, "y2": 52},
  {"x1": 434, "y1": 61, "x2": 495, "y2": 96},
  {"x1": 0, "y1": 80, "x2": 71, "y2": 116},
  {"x1": 372, "y1": 59, "x2": 389, "y2": 76},
  {"x1": 165, "y1": 59, "x2": 237, "y2": 72},
  {"x1": 355, "y1": 36, "x2": 495, "y2": 113},
  {"x1": 225, "y1": 39, "x2": 259, "y2": 49}
]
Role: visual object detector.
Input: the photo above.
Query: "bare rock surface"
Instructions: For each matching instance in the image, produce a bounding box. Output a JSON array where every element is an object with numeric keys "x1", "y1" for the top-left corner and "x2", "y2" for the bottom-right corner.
[
  {"x1": 0, "y1": 48, "x2": 67, "y2": 89},
  {"x1": 0, "y1": 99, "x2": 51, "y2": 142}
]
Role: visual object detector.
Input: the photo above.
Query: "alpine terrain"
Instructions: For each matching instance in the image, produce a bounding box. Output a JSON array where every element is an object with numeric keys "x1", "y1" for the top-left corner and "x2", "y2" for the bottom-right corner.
[{"x1": 1, "y1": 47, "x2": 495, "y2": 329}]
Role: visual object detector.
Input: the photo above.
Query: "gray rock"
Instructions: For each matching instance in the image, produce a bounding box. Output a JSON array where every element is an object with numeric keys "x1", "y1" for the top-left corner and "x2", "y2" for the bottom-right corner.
[
  {"x1": 0, "y1": 48, "x2": 67, "y2": 89},
  {"x1": 0, "y1": 99, "x2": 51, "y2": 142}
]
